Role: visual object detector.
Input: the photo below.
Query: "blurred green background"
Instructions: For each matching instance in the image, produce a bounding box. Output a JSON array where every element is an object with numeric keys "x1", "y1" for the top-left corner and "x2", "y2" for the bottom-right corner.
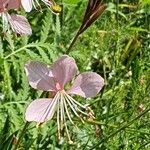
[{"x1": 0, "y1": 0, "x2": 150, "y2": 149}]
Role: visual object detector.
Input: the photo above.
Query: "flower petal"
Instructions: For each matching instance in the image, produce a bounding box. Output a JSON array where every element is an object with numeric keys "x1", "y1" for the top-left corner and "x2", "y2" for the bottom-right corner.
[
  {"x1": 68, "y1": 72, "x2": 104, "y2": 98},
  {"x1": 6, "y1": 0, "x2": 20, "y2": 10},
  {"x1": 25, "y1": 98, "x2": 57, "y2": 123},
  {"x1": 8, "y1": 14, "x2": 32, "y2": 35},
  {"x1": 51, "y1": 55, "x2": 78, "y2": 88},
  {"x1": 25, "y1": 61, "x2": 57, "y2": 91},
  {"x1": 21, "y1": 0, "x2": 32, "y2": 12}
]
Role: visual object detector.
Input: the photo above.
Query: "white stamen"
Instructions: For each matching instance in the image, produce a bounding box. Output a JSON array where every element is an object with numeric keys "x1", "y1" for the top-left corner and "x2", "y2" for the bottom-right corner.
[
  {"x1": 57, "y1": 94, "x2": 60, "y2": 139},
  {"x1": 67, "y1": 98, "x2": 88, "y2": 116},
  {"x1": 64, "y1": 94, "x2": 80, "y2": 118},
  {"x1": 33, "y1": 0, "x2": 41, "y2": 10},
  {"x1": 46, "y1": 90, "x2": 91, "y2": 140},
  {"x1": 76, "y1": 107, "x2": 88, "y2": 116},
  {"x1": 63, "y1": 107, "x2": 72, "y2": 143},
  {"x1": 60, "y1": 92, "x2": 65, "y2": 130},
  {"x1": 63, "y1": 96, "x2": 74, "y2": 125},
  {"x1": 65, "y1": 94, "x2": 85, "y2": 123},
  {"x1": 64, "y1": 92, "x2": 86, "y2": 109},
  {"x1": 39, "y1": 92, "x2": 59, "y2": 122}
]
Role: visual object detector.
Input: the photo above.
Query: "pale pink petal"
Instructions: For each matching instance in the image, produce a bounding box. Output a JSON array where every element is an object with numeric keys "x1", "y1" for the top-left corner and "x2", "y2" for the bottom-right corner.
[
  {"x1": 0, "y1": 0, "x2": 6, "y2": 10},
  {"x1": 68, "y1": 72, "x2": 104, "y2": 98},
  {"x1": 6, "y1": 0, "x2": 20, "y2": 10},
  {"x1": 0, "y1": 0, "x2": 20, "y2": 11},
  {"x1": 25, "y1": 61, "x2": 57, "y2": 91},
  {"x1": 25, "y1": 98, "x2": 57, "y2": 123},
  {"x1": 0, "y1": 0, "x2": 4, "y2": 6},
  {"x1": 21, "y1": 0, "x2": 32, "y2": 12},
  {"x1": 8, "y1": 15, "x2": 32, "y2": 35},
  {"x1": 51, "y1": 55, "x2": 78, "y2": 88}
]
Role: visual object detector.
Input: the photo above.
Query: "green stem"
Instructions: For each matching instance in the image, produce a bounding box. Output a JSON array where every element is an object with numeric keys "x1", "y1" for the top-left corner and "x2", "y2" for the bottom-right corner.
[
  {"x1": 13, "y1": 122, "x2": 30, "y2": 150},
  {"x1": 86, "y1": 119, "x2": 150, "y2": 135},
  {"x1": 86, "y1": 119, "x2": 117, "y2": 128},
  {"x1": 66, "y1": 30, "x2": 80, "y2": 54},
  {"x1": 4, "y1": 44, "x2": 38, "y2": 59},
  {"x1": 90, "y1": 107, "x2": 150, "y2": 149}
]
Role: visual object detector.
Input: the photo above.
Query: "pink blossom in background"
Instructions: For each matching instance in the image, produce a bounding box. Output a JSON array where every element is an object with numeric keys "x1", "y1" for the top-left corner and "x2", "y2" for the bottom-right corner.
[
  {"x1": 25, "y1": 55, "x2": 104, "y2": 142},
  {"x1": 0, "y1": 0, "x2": 32, "y2": 35},
  {"x1": 21, "y1": 0, "x2": 54, "y2": 12},
  {"x1": 0, "y1": 0, "x2": 20, "y2": 10}
]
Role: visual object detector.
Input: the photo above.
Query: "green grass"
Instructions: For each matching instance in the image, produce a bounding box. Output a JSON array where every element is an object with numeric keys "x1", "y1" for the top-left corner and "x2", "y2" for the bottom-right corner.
[{"x1": 0, "y1": 0, "x2": 150, "y2": 149}]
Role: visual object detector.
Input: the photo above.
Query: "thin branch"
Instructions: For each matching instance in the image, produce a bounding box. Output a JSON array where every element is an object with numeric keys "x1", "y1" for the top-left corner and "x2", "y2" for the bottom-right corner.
[
  {"x1": 90, "y1": 107, "x2": 150, "y2": 149},
  {"x1": 13, "y1": 122, "x2": 30, "y2": 150}
]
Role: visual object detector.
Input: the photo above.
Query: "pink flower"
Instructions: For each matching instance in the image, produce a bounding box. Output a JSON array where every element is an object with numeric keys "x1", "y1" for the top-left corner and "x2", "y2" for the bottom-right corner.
[
  {"x1": 21, "y1": 0, "x2": 53, "y2": 12},
  {"x1": 0, "y1": 0, "x2": 32, "y2": 35},
  {"x1": 21, "y1": 0, "x2": 61, "y2": 14},
  {"x1": 25, "y1": 55, "x2": 104, "y2": 141}
]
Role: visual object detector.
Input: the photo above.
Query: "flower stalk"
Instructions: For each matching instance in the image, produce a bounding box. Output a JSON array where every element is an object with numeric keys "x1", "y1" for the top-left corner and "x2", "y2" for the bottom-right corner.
[
  {"x1": 66, "y1": 0, "x2": 107, "y2": 54},
  {"x1": 90, "y1": 107, "x2": 150, "y2": 149},
  {"x1": 13, "y1": 122, "x2": 30, "y2": 150}
]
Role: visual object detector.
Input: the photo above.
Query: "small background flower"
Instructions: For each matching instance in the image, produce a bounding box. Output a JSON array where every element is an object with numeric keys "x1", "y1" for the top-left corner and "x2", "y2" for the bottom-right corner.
[{"x1": 0, "y1": 0, "x2": 32, "y2": 35}]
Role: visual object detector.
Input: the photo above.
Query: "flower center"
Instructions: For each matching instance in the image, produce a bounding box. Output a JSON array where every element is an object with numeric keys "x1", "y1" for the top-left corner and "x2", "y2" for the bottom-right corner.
[
  {"x1": 0, "y1": 8, "x2": 5, "y2": 13},
  {"x1": 56, "y1": 82, "x2": 62, "y2": 91}
]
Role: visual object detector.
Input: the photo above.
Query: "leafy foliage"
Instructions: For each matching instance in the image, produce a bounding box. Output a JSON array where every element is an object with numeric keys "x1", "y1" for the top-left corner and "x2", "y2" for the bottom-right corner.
[{"x1": 0, "y1": 0, "x2": 150, "y2": 149}]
